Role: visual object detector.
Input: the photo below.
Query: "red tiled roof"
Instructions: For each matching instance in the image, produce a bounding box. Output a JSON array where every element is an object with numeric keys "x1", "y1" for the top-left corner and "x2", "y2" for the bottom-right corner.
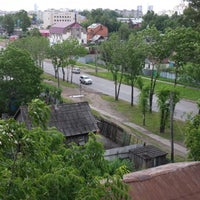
[{"x1": 123, "y1": 162, "x2": 200, "y2": 200}]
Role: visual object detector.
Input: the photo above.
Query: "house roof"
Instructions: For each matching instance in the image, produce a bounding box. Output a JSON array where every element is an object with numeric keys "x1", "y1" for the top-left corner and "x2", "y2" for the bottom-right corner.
[
  {"x1": 123, "y1": 161, "x2": 200, "y2": 200},
  {"x1": 15, "y1": 102, "x2": 98, "y2": 137},
  {"x1": 49, "y1": 22, "x2": 83, "y2": 34},
  {"x1": 129, "y1": 145, "x2": 167, "y2": 159}
]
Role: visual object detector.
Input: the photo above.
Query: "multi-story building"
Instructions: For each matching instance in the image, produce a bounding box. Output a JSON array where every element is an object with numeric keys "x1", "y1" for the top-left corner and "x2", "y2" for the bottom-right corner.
[
  {"x1": 42, "y1": 9, "x2": 85, "y2": 29},
  {"x1": 115, "y1": 9, "x2": 143, "y2": 18}
]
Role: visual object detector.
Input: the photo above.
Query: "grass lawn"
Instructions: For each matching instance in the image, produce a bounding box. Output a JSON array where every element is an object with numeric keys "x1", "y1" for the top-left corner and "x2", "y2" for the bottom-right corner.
[{"x1": 101, "y1": 95, "x2": 186, "y2": 145}]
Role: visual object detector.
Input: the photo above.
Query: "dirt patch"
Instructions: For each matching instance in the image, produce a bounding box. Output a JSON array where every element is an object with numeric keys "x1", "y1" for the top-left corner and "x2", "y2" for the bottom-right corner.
[{"x1": 61, "y1": 84, "x2": 129, "y2": 122}]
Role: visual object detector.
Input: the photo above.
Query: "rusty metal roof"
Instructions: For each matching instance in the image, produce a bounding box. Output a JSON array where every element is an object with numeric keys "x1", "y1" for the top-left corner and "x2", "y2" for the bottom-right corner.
[
  {"x1": 15, "y1": 102, "x2": 98, "y2": 137},
  {"x1": 123, "y1": 162, "x2": 200, "y2": 200}
]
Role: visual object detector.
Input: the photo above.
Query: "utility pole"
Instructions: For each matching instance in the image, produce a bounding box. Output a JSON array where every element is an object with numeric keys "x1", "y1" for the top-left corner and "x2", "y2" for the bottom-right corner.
[{"x1": 170, "y1": 91, "x2": 174, "y2": 163}]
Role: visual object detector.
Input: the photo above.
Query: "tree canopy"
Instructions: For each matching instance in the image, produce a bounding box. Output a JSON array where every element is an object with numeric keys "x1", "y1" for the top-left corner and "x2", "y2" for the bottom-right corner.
[
  {"x1": 0, "y1": 46, "x2": 43, "y2": 115},
  {"x1": 0, "y1": 117, "x2": 130, "y2": 199},
  {"x1": 80, "y1": 8, "x2": 121, "y2": 32},
  {"x1": 185, "y1": 114, "x2": 200, "y2": 161}
]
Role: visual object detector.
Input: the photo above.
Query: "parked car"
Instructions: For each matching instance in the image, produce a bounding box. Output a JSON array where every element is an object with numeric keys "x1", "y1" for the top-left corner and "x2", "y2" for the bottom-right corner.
[
  {"x1": 80, "y1": 75, "x2": 92, "y2": 85},
  {"x1": 72, "y1": 67, "x2": 80, "y2": 74}
]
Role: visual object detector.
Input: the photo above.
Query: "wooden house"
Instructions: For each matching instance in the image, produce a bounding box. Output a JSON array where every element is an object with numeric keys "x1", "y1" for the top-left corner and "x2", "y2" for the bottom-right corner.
[
  {"x1": 14, "y1": 102, "x2": 98, "y2": 145},
  {"x1": 129, "y1": 145, "x2": 168, "y2": 170},
  {"x1": 123, "y1": 161, "x2": 200, "y2": 200}
]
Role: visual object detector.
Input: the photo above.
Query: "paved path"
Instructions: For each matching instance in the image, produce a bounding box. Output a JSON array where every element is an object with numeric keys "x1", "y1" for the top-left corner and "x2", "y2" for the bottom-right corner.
[{"x1": 90, "y1": 105, "x2": 188, "y2": 158}]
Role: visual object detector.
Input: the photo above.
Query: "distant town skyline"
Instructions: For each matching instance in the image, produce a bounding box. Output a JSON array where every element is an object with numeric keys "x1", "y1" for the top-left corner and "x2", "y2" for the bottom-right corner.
[{"x1": 0, "y1": 0, "x2": 185, "y2": 13}]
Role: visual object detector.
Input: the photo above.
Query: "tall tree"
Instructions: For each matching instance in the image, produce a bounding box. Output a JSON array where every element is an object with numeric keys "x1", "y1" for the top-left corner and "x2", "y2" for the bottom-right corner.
[
  {"x1": 138, "y1": 85, "x2": 149, "y2": 126},
  {"x1": 164, "y1": 27, "x2": 200, "y2": 86},
  {"x1": 100, "y1": 33, "x2": 127, "y2": 100},
  {"x1": 80, "y1": 8, "x2": 121, "y2": 32},
  {"x1": 48, "y1": 38, "x2": 87, "y2": 86},
  {"x1": 124, "y1": 32, "x2": 146, "y2": 106},
  {"x1": 141, "y1": 26, "x2": 169, "y2": 113},
  {"x1": 156, "y1": 89, "x2": 180, "y2": 133},
  {"x1": 0, "y1": 46, "x2": 43, "y2": 115},
  {"x1": 14, "y1": 10, "x2": 31, "y2": 32},
  {"x1": 10, "y1": 35, "x2": 50, "y2": 68},
  {"x1": 2, "y1": 14, "x2": 14, "y2": 35},
  {"x1": 182, "y1": 0, "x2": 200, "y2": 29}
]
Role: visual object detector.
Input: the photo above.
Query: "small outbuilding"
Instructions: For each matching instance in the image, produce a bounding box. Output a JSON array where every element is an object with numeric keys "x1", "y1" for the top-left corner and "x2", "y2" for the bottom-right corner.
[
  {"x1": 129, "y1": 145, "x2": 168, "y2": 170},
  {"x1": 14, "y1": 102, "x2": 98, "y2": 145}
]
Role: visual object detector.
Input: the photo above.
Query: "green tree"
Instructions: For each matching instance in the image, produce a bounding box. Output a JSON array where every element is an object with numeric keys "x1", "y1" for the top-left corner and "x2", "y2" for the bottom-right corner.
[
  {"x1": 141, "y1": 10, "x2": 184, "y2": 32},
  {"x1": 197, "y1": 99, "x2": 200, "y2": 114},
  {"x1": 80, "y1": 8, "x2": 121, "y2": 32},
  {"x1": 0, "y1": 119, "x2": 130, "y2": 199},
  {"x1": 2, "y1": 14, "x2": 14, "y2": 35},
  {"x1": 118, "y1": 23, "x2": 131, "y2": 41},
  {"x1": 141, "y1": 26, "x2": 169, "y2": 113},
  {"x1": 164, "y1": 27, "x2": 200, "y2": 86},
  {"x1": 139, "y1": 85, "x2": 149, "y2": 126},
  {"x1": 0, "y1": 46, "x2": 43, "y2": 115},
  {"x1": 100, "y1": 33, "x2": 127, "y2": 100},
  {"x1": 14, "y1": 10, "x2": 31, "y2": 32},
  {"x1": 28, "y1": 99, "x2": 50, "y2": 130},
  {"x1": 124, "y1": 32, "x2": 146, "y2": 106},
  {"x1": 10, "y1": 35, "x2": 50, "y2": 68},
  {"x1": 156, "y1": 89, "x2": 180, "y2": 133},
  {"x1": 48, "y1": 38, "x2": 87, "y2": 87},
  {"x1": 185, "y1": 114, "x2": 200, "y2": 160},
  {"x1": 182, "y1": 0, "x2": 200, "y2": 29}
]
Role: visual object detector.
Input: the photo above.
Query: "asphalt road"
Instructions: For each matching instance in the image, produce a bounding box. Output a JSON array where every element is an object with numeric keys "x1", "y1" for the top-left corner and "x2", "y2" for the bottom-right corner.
[{"x1": 43, "y1": 61, "x2": 198, "y2": 121}]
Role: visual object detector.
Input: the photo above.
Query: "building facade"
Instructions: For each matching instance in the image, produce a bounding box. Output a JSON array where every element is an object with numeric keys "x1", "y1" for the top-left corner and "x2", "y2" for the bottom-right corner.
[{"x1": 42, "y1": 9, "x2": 84, "y2": 29}]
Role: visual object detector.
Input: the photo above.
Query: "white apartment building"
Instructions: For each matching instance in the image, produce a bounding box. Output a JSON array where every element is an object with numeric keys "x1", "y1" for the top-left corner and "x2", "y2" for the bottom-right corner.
[{"x1": 42, "y1": 9, "x2": 85, "y2": 28}]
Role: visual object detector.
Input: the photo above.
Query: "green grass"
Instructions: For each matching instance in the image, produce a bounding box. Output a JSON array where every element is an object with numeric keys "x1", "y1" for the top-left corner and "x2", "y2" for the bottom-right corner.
[
  {"x1": 42, "y1": 73, "x2": 78, "y2": 88},
  {"x1": 101, "y1": 94, "x2": 186, "y2": 144}
]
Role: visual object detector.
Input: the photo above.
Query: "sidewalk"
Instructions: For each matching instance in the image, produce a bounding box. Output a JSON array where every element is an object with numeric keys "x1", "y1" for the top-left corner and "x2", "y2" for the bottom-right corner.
[{"x1": 90, "y1": 105, "x2": 188, "y2": 158}]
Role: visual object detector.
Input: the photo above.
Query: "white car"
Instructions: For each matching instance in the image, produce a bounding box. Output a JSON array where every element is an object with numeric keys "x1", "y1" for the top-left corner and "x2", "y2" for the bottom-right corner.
[
  {"x1": 80, "y1": 75, "x2": 92, "y2": 85},
  {"x1": 72, "y1": 67, "x2": 80, "y2": 74}
]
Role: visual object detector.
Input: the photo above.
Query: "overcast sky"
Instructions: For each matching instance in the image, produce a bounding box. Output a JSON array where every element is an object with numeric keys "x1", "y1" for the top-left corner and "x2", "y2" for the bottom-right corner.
[{"x1": 1, "y1": 0, "x2": 184, "y2": 13}]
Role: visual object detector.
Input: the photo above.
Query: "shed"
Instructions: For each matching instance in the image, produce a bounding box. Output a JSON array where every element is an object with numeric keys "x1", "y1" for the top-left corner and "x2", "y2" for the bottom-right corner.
[
  {"x1": 129, "y1": 145, "x2": 168, "y2": 170},
  {"x1": 14, "y1": 102, "x2": 98, "y2": 145}
]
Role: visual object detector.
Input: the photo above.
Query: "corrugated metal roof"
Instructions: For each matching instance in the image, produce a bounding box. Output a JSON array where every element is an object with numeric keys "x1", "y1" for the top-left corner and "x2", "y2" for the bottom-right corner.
[{"x1": 123, "y1": 162, "x2": 200, "y2": 200}]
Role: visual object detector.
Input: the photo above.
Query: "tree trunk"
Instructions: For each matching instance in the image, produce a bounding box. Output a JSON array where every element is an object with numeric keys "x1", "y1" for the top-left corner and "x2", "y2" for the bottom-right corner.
[
  {"x1": 160, "y1": 110, "x2": 165, "y2": 133},
  {"x1": 131, "y1": 81, "x2": 134, "y2": 106},
  {"x1": 149, "y1": 91, "x2": 153, "y2": 112},
  {"x1": 62, "y1": 67, "x2": 65, "y2": 81},
  {"x1": 115, "y1": 80, "x2": 118, "y2": 100},
  {"x1": 57, "y1": 70, "x2": 60, "y2": 88},
  {"x1": 143, "y1": 112, "x2": 146, "y2": 126}
]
